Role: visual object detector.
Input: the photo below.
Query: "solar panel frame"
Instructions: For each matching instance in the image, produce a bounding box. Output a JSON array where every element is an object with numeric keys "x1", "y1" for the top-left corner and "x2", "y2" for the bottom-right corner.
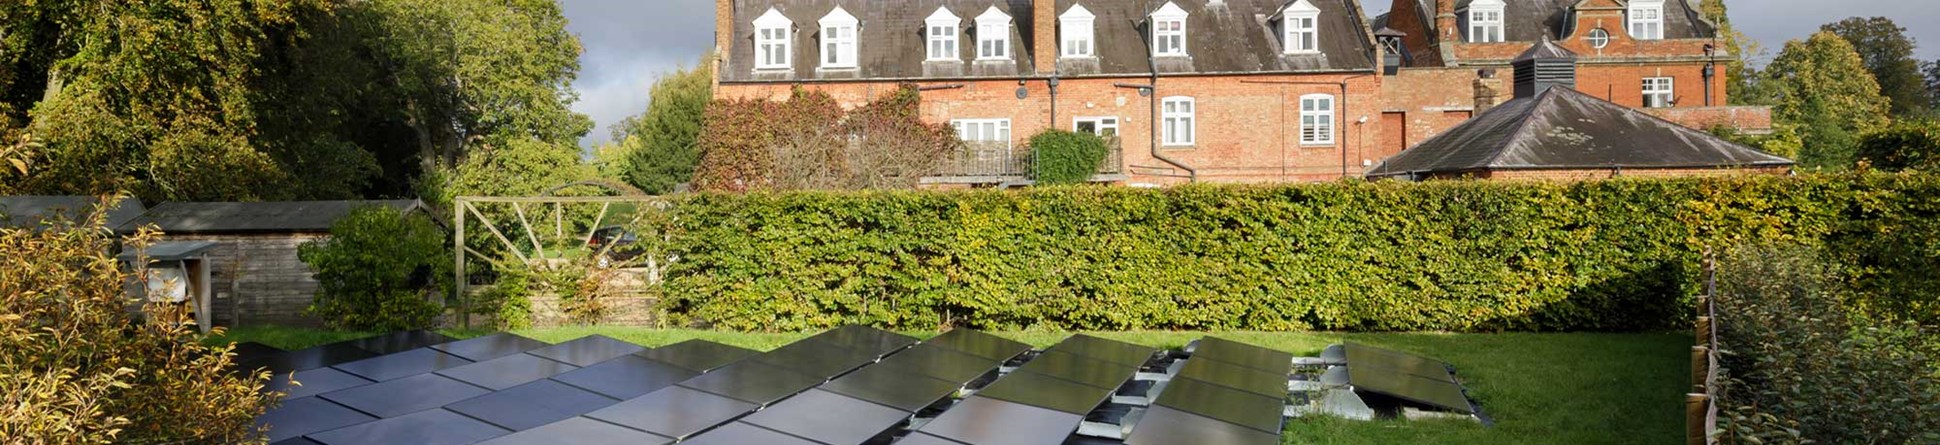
[
  {"x1": 974, "y1": 370, "x2": 1114, "y2": 415},
  {"x1": 874, "y1": 344, "x2": 1001, "y2": 383},
  {"x1": 524, "y1": 335, "x2": 647, "y2": 367},
  {"x1": 1013, "y1": 350, "x2": 1138, "y2": 390},
  {"x1": 582, "y1": 385, "x2": 760, "y2": 440},
  {"x1": 632, "y1": 339, "x2": 757, "y2": 373},
  {"x1": 445, "y1": 379, "x2": 619, "y2": 431},
  {"x1": 317, "y1": 373, "x2": 491, "y2": 418},
  {"x1": 679, "y1": 421, "x2": 824, "y2": 445},
  {"x1": 434, "y1": 353, "x2": 578, "y2": 391},
  {"x1": 893, "y1": 433, "x2": 968, "y2": 445},
  {"x1": 1343, "y1": 343, "x2": 1457, "y2": 383},
  {"x1": 330, "y1": 348, "x2": 473, "y2": 382},
  {"x1": 549, "y1": 354, "x2": 698, "y2": 400},
  {"x1": 1152, "y1": 377, "x2": 1287, "y2": 433},
  {"x1": 430, "y1": 333, "x2": 551, "y2": 362},
  {"x1": 750, "y1": 339, "x2": 879, "y2": 377},
  {"x1": 739, "y1": 389, "x2": 911, "y2": 444},
  {"x1": 1191, "y1": 337, "x2": 1294, "y2": 374},
  {"x1": 1173, "y1": 358, "x2": 1289, "y2": 398},
  {"x1": 472, "y1": 417, "x2": 673, "y2": 445},
  {"x1": 305, "y1": 408, "x2": 509, "y2": 445},
  {"x1": 1345, "y1": 367, "x2": 1474, "y2": 413},
  {"x1": 916, "y1": 396, "x2": 1085, "y2": 445},
  {"x1": 821, "y1": 363, "x2": 964, "y2": 412}
]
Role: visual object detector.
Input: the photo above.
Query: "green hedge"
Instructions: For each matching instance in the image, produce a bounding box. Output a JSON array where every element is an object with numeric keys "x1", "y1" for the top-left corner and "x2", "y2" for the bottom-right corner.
[
  {"x1": 655, "y1": 174, "x2": 1940, "y2": 332},
  {"x1": 1029, "y1": 130, "x2": 1109, "y2": 185}
]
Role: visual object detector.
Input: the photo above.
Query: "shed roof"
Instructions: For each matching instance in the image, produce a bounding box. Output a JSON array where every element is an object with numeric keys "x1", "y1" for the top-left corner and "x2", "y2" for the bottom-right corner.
[
  {"x1": 122, "y1": 200, "x2": 424, "y2": 234},
  {"x1": 0, "y1": 196, "x2": 147, "y2": 230},
  {"x1": 1366, "y1": 87, "x2": 1793, "y2": 177}
]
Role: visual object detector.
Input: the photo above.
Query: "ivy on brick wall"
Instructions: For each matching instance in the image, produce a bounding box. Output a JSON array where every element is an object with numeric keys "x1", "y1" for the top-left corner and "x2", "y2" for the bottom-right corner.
[{"x1": 651, "y1": 173, "x2": 1940, "y2": 332}]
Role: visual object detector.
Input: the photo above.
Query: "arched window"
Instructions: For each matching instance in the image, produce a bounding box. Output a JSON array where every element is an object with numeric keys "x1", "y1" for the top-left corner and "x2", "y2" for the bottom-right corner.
[{"x1": 1299, "y1": 94, "x2": 1335, "y2": 145}]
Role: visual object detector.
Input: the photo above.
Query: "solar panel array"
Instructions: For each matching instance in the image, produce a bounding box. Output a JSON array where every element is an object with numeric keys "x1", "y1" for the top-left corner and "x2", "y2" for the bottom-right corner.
[
  {"x1": 245, "y1": 329, "x2": 1323, "y2": 445},
  {"x1": 1341, "y1": 343, "x2": 1479, "y2": 415}
]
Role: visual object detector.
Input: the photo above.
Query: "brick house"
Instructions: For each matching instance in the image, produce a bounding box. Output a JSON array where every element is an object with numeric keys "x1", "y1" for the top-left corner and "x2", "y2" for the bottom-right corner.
[
  {"x1": 1365, "y1": 41, "x2": 1792, "y2": 180},
  {"x1": 711, "y1": 0, "x2": 1391, "y2": 185},
  {"x1": 1371, "y1": 0, "x2": 1770, "y2": 156}
]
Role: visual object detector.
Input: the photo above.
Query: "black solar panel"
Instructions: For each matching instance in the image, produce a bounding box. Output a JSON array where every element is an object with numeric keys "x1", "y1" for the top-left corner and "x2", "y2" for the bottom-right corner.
[
  {"x1": 1192, "y1": 337, "x2": 1293, "y2": 374},
  {"x1": 875, "y1": 344, "x2": 1000, "y2": 383},
  {"x1": 1344, "y1": 343, "x2": 1456, "y2": 382},
  {"x1": 680, "y1": 421, "x2": 823, "y2": 445},
  {"x1": 525, "y1": 336, "x2": 647, "y2": 367},
  {"x1": 550, "y1": 355, "x2": 698, "y2": 399},
  {"x1": 1153, "y1": 377, "x2": 1286, "y2": 433},
  {"x1": 676, "y1": 360, "x2": 824, "y2": 405},
  {"x1": 633, "y1": 339, "x2": 756, "y2": 372},
  {"x1": 925, "y1": 329, "x2": 1032, "y2": 362},
  {"x1": 270, "y1": 437, "x2": 323, "y2": 445},
  {"x1": 318, "y1": 373, "x2": 491, "y2": 418},
  {"x1": 331, "y1": 348, "x2": 473, "y2": 382},
  {"x1": 257, "y1": 397, "x2": 375, "y2": 442},
  {"x1": 894, "y1": 432, "x2": 965, "y2": 445},
  {"x1": 473, "y1": 417, "x2": 672, "y2": 445},
  {"x1": 916, "y1": 396, "x2": 1085, "y2": 445},
  {"x1": 241, "y1": 343, "x2": 378, "y2": 374},
  {"x1": 265, "y1": 367, "x2": 373, "y2": 399},
  {"x1": 446, "y1": 379, "x2": 619, "y2": 431},
  {"x1": 811, "y1": 325, "x2": 920, "y2": 357},
  {"x1": 1014, "y1": 350, "x2": 1137, "y2": 390},
  {"x1": 752, "y1": 338, "x2": 878, "y2": 377},
  {"x1": 349, "y1": 330, "x2": 457, "y2": 355},
  {"x1": 1346, "y1": 367, "x2": 1474, "y2": 412},
  {"x1": 975, "y1": 370, "x2": 1114, "y2": 415},
  {"x1": 821, "y1": 363, "x2": 963, "y2": 412},
  {"x1": 1123, "y1": 405, "x2": 1280, "y2": 445},
  {"x1": 306, "y1": 409, "x2": 509, "y2": 445},
  {"x1": 739, "y1": 389, "x2": 910, "y2": 444},
  {"x1": 430, "y1": 333, "x2": 550, "y2": 362},
  {"x1": 583, "y1": 385, "x2": 759, "y2": 440},
  {"x1": 1174, "y1": 358, "x2": 1289, "y2": 398},
  {"x1": 231, "y1": 341, "x2": 283, "y2": 363},
  {"x1": 435, "y1": 353, "x2": 577, "y2": 390},
  {"x1": 1050, "y1": 334, "x2": 1156, "y2": 367}
]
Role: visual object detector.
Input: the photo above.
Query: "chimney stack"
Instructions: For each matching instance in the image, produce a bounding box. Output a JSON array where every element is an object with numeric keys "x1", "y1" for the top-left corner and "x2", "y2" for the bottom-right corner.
[
  {"x1": 1033, "y1": 0, "x2": 1057, "y2": 74},
  {"x1": 1474, "y1": 69, "x2": 1502, "y2": 113},
  {"x1": 1512, "y1": 38, "x2": 1578, "y2": 98},
  {"x1": 715, "y1": 0, "x2": 734, "y2": 72},
  {"x1": 1435, "y1": 0, "x2": 1458, "y2": 42}
]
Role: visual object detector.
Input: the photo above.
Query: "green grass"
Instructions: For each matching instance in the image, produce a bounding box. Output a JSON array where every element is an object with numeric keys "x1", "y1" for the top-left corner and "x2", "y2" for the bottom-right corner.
[{"x1": 210, "y1": 328, "x2": 1686, "y2": 445}]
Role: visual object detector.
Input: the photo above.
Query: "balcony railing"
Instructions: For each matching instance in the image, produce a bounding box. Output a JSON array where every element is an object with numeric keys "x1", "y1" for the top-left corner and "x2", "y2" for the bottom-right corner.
[{"x1": 927, "y1": 138, "x2": 1125, "y2": 184}]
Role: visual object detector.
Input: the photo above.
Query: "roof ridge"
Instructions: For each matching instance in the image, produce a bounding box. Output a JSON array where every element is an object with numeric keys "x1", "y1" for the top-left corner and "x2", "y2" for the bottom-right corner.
[{"x1": 1477, "y1": 88, "x2": 1560, "y2": 168}]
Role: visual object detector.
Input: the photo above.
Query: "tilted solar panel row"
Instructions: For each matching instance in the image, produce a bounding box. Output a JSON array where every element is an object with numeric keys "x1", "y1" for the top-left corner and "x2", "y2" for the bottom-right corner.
[
  {"x1": 1124, "y1": 337, "x2": 1294, "y2": 445},
  {"x1": 898, "y1": 334, "x2": 1159, "y2": 445}
]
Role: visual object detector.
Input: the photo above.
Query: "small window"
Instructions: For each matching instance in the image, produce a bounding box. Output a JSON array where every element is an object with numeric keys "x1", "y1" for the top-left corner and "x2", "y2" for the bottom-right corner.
[
  {"x1": 1468, "y1": 8, "x2": 1504, "y2": 43},
  {"x1": 821, "y1": 25, "x2": 856, "y2": 68},
  {"x1": 976, "y1": 7, "x2": 1011, "y2": 60},
  {"x1": 1300, "y1": 94, "x2": 1335, "y2": 145},
  {"x1": 1161, "y1": 97, "x2": 1196, "y2": 146},
  {"x1": 1074, "y1": 117, "x2": 1119, "y2": 137},
  {"x1": 1061, "y1": 5, "x2": 1095, "y2": 58},
  {"x1": 1587, "y1": 28, "x2": 1610, "y2": 49},
  {"x1": 953, "y1": 118, "x2": 1013, "y2": 162},
  {"x1": 1152, "y1": 2, "x2": 1188, "y2": 57},
  {"x1": 753, "y1": 8, "x2": 792, "y2": 70},
  {"x1": 926, "y1": 7, "x2": 960, "y2": 61},
  {"x1": 1282, "y1": 0, "x2": 1320, "y2": 54},
  {"x1": 1629, "y1": 1, "x2": 1663, "y2": 40},
  {"x1": 1642, "y1": 77, "x2": 1674, "y2": 108}
]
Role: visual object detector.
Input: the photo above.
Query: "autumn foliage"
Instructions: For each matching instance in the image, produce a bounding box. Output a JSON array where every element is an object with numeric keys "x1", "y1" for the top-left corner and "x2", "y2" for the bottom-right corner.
[{"x1": 693, "y1": 87, "x2": 960, "y2": 191}]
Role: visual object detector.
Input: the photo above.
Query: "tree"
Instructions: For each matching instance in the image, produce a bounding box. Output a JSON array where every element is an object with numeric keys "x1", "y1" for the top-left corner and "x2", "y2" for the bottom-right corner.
[
  {"x1": 1700, "y1": 0, "x2": 1767, "y2": 106},
  {"x1": 1926, "y1": 60, "x2": 1940, "y2": 111},
  {"x1": 613, "y1": 59, "x2": 715, "y2": 194},
  {"x1": 2, "y1": 210, "x2": 277, "y2": 443},
  {"x1": 1855, "y1": 120, "x2": 1940, "y2": 171},
  {"x1": 299, "y1": 206, "x2": 451, "y2": 331},
  {"x1": 1765, "y1": 32, "x2": 1891, "y2": 169},
  {"x1": 1823, "y1": 17, "x2": 1933, "y2": 117},
  {"x1": 693, "y1": 87, "x2": 958, "y2": 192}
]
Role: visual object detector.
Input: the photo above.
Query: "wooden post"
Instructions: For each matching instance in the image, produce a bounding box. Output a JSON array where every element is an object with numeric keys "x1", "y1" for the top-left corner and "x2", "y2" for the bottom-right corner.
[
  {"x1": 1692, "y1": 345, "x2": 1710, "y2": 391},
  {"x1": 1695, "y1": 316, "x2": 1712, "y2": 345},
  {"x1": 454, "y1": 198, "x2": 468, "y2": 329},
  {"x1": 1686, "y1": 393, "x2": 1710, "y2": 445},
  {"x1": 512, "y1": 203, "x2": 546, "y2": 260}
]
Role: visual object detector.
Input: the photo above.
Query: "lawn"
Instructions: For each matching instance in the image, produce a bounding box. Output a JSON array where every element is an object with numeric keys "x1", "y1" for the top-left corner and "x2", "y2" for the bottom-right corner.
[{"x1": 210, "y1": 327, "x2": 1689, "y2": 445}]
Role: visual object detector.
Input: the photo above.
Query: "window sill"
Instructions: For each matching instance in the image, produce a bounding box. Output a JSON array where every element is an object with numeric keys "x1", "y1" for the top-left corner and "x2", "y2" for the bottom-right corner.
[
  {"x1": 753, "y1": 67, "x2": 792, "y2": 72},
  {"x1": 1299, "y1": 142, "x2": 1336, "y2": 148},
  {"x1": 817, "y1": 66, "x2": 859, "y2": 71},
  {"x1": 1160, "y1": 144, "x2": 1197, "y2": 150}
]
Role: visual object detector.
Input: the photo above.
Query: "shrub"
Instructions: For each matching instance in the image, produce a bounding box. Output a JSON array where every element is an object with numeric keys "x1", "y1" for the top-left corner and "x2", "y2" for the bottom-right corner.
[
  {"x1": 657, "y1": 173, "x2": 1940, "y2": 332},
  {"x1": 1030, "y1": 130, "x2": 1109, "y2": 185},
  {"x1": 1712, "y1": 243, "x2": 1940, "y2": 444},
  {"x1": 299, "y1": 206, "x2": 450, "y2": 331},
  {"x1": 1, "y1": 205, "x2": 276, "y2": 444}
]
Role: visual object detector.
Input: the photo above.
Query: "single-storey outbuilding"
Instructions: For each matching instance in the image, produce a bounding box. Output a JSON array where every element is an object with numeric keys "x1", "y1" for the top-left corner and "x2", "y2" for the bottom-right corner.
[{"x1": 0, "y1": 195, "x2": 146, "y2": 230}]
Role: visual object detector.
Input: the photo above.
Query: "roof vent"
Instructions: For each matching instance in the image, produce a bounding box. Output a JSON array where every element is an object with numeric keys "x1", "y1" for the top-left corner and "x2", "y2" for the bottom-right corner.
[{"x1": 1511, "y1": 37, "x2": 1577, "y2": 98}]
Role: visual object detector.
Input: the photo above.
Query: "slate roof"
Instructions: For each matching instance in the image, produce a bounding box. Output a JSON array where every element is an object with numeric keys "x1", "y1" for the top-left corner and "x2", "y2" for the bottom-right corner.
[
  {"x1": 122, "y1": 200, "x2": 424, "y2": 234},
  {"x1": 1412, "y1": 0, "x2": 1713, "y2": 43},
  {"x1": 1365, "y1": 87, "x2": 1792, "y2": 177},
  {"x1": 720, "y1": 0, "x2": 1377, "y2": 82},
  {"x1": 0, "y1": 196, "x2": 146, "y2": 229}
]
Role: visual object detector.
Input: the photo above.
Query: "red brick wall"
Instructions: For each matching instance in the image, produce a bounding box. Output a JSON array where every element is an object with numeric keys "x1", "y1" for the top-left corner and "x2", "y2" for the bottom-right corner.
[
  {"x1": 1379, "y1": 67, "x2": 1486, "y2": 150},
  {"x1": 718, "y1": 72, "x2": 1384, "y2": 185},
  {"x1": 1645, "y1": 106, "x2": 1773, "y2": 133}
]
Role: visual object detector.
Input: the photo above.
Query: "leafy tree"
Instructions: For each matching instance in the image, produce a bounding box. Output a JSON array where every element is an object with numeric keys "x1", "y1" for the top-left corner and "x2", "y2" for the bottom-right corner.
[
  {"x1": 693, "y1": 87, "x2": 957, "y2": 192},
  {"x1": 2, "y1": 210, "x2": 276, "y2": 443},
  {"x1": 1927, "y1": 59, "x2": 1940, "y2": 111},
  {"x1": 1700, "y1": 0, "x2": 1768, "y2": 106},
  {"x1": 1764, "y1": 31, "x2": 1891, "y2": 169},
  {"x1": 1823, "y1": 17, "x2": 1933, "y2": 117},
  {"x1": 613, "y1": 59, "x2": 715, "y2": 194},
  {"x1": 1856, "y1": 120, "x2": 1940, "y2": 171},
  {"x1": 299, "y1": 206, "x2": 451, "y2": 331}
]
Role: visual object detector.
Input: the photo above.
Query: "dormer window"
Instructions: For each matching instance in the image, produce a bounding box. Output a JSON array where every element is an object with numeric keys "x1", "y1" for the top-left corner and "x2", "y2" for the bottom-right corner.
[
  {"x1": 1628, "y1": 0, "x2": 1664, "y2": 40},
  {"x1": 819, "y1": 6, "x2": 858, "y2": 69},
  {"x1": 976, "y1": 6, "x2": 1011, "y2": 60},
  {"x1": 1151, "y1": 2, "x2": 1188, "y2": 57},
  {"x1": 1282, "y1": 0, "x2": 1320, "y2": 54},
  {"x1": 754, "y1": 8, "x2": 792, "y2": 70},
  {"x1": 1467, "y1": 0, "x2": 1504, "y2": 43},
  {"x1": 926, "y1": 7, "x2": 960, "y2": 61},
  {"x1": 1060, "y1": 5, "x2": 1095, "y2": 58}
]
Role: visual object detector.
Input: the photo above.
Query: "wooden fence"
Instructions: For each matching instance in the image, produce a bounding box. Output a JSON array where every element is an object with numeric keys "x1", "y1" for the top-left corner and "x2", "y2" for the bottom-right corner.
[{"x1": 1689, "y1": 253, "x2": 1721, "y2": 445}]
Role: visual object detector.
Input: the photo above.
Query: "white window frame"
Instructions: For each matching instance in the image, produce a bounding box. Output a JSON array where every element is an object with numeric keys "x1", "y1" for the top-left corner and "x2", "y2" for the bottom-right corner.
[
  {"x1": 1299, "y1": 94, "x2": 1335, "y2": 145},
  {"x1": 1074, "y1": 117, "x2": 1120, "y2": 136},
  {"x1": 819, "y1": 7, "x2": 858, "y2": 69},
  {"x1": 1467, "y1": 0, "x2": 1505, "y2": 43},
  {"x1": 1282, "y1": 0, "x2": 1320, "y2": 54},
  {"x1": 1628, "y1": 1, "x2": 1664, "y2": 40},
  {"x1": 753, "y1": 8, "x2": 792, "y2": 70},
  {"x1": 1061, "y1": 5, "x2": 1095, "y2": 58},
  {"x1": 976, "y1": 7, "x2": 1011, "y2": 61},
  {"x1": 1587, "y1": 28, "x2": 1610, "y2": 49},
  {"x1": 1161, "y1": 97, "x2": 1196, "y2": 146},
  {"x1": 952, "y1": 118, "x2": 1013, "y2": 150},
  {"x1": 926, "y1": 8, "x2": 960, "y2": 61},
  {"x1": 1642, "y1": 77, "x2": 1674, "y2": 108},
  {"x1": 1152, "y1": 2, "x2": 1188, "y2": 57}
]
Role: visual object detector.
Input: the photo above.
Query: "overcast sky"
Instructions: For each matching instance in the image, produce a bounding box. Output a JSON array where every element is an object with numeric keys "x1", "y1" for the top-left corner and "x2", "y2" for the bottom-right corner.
[{"x1": 562, "y1": 0, "x2": 1940, "y2": 148}]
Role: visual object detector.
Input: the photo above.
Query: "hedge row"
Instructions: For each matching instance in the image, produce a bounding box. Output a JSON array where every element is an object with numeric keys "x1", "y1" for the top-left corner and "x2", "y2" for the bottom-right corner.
[{"x1": 654, "y1": 173, "x2": 1940, "y2": 332}]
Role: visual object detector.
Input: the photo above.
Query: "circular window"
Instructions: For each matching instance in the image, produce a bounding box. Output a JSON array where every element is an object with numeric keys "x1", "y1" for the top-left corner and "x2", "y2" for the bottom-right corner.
[{"x1": 1587, "y1": 28, "x2": 1611, "y2": 49}]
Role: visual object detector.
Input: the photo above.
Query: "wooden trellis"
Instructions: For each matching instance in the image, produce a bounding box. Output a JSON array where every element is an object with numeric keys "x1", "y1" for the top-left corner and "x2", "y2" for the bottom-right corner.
[{"x1": 451, "y1": 195, "x2": 670, "y2": 328}]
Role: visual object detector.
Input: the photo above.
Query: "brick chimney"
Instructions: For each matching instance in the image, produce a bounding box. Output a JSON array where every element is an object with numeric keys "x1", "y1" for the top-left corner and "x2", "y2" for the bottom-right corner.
[
  {"x1": 1033, "y1": 0, "x2": 1057, "y2": 74},
  {"x1": 1473, "y1": 70, "x2": 1502, "y2": 114},
  {"x1": 716, "y1": 0, "x2": 734, "y2": 68},
  {"x1": 1435, "y1": 0, "x2": 1458, "y2": 43}
]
